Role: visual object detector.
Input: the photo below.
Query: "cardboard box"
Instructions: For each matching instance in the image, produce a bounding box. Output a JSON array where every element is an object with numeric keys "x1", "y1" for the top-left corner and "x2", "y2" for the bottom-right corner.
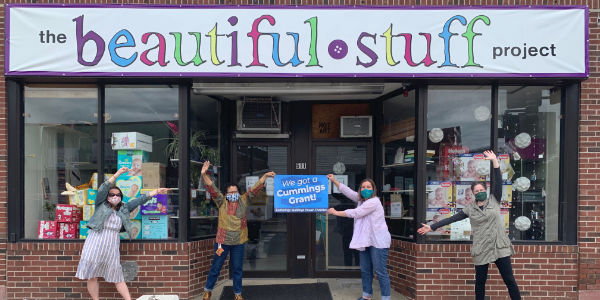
[
  {"x1": 426, "y1": 181, "x2": 453, "y2": 208},
  {"x1": 38, "y1": 221, "x2": 57, "y2": 239},
  {"x1": 111, "y1": 132, "x2": 153, "y2": 152},
  {"x1": 75, "y1": 189, "x2": 88, "y2": 207},
  {"x1": 119, "y1": 219, "x2": 142, "y2": 239},
  {"x1": 141, "y1": 162, "x2": 166, "y2": 189},
  {"x1": 87, "y1": 189, "x2": 97, "y2": 205},
  {"x1": 90, "y1": 173, "x2": 112, "y2": 190},
  {"x1": 129, "y1": 205, "x2": 142, "y2": 220},
  {"x1": 79, "y1": 221, "x2": 89, "y2": 239},
  {"x1": 426, "y1": 207, "x2": 452, "y2": 235},
  {"x1": 117, "y1": 150, "x2": 150, "y2": 176},
  {"x1": 56, "y1": 204, "x2": 82, "y2": 223},
  {"x1": 455, "y1": 153, "x2": 486, "y2": 181},
  {"x1": 140, "y1": 189, "x2": 168, "y2": 215},
  {"x1": 454, "y1": 182, "x2": 476, "y2": 208},
  {"x1": 58, "y1": 222, "x2": 79, "y2": 239},
  {"x1": 116, "y1": 176, "x2": 142, "y2": 203},
  {"x1": 142, "y1": 215, "x2": 168, "y2": 239},
  {"x1": 83, "y1": 205, "x2": 95, "y2": 221}
]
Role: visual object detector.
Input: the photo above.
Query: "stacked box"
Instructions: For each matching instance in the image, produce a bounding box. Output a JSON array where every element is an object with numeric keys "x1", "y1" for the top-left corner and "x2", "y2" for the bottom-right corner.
[
  {"x1": 38, "y1": 221, "x2": 57, "y2": 239},
  {"x1": 426, "y1": 181, "x2": 453, "y2": 208},
  {"x1": 83, "y1": 205, "x2": 95, "y2": 221},
  {"x1": 426, "y1": 207, "x2": 452, "y2": 235},
  {"x1": 454, "y1": 182, "x2": 476, "y2": 208},
  {"x1": 455, "y1": 153, "x2": 486, "y2": 181},
  {"x1": 87, "y1": 189, "x2": 97, "y2": 205},
  {"x1": 58, "y1": 222, "x2": 79, "y2": 239},
  {"x1": 111, "y1": 132, "x2": 153, "y2": 152},
  {"x1": 130, "y1": 219, "x2": 142, "y2": 239},
  {"x1": 56, "y1": 204, "x2": 82, "y2": 223},
  {"x1": 116, "y1": 176, "x2": 142, "y2": 203},
  {"x1": 140, "y1": 189, "x2": 168, "y2": 215},
  {"x1": 75, "y1": 189, "x2": 88, "y2": 207},
  {"x1": 90, "y1": 173, "x2": 112, "y2": 190},
  {"x1": 141, "y1": 162, "x2": 166, "y2": 189},
  {"x1": 79, "y1": 221, "x2": 89, "y2": 239},
  {"x1": 117, "y1": 150, "x2": 150, "y2": 177},
  {"x1": 142, "y1": 215, "x2": 168, "y2": 239}
]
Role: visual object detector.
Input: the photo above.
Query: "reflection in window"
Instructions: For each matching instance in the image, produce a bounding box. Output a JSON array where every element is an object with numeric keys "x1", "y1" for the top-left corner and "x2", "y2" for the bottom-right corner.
[
  {"x1": 380, "y1": 90, "x2": 416, "y2": 239},
  {"x1": 24, "y1": 85, "x2": 98, "y2": 239},
  {"x1": 104, "y1": 85, "x2": 179, "y2": 240},
  {"x1": 499, "y1": 86, "x2": 560, "y2": 241},
  {"x1": 425, "y1": 86, "x2": 492, "y2": 241}
]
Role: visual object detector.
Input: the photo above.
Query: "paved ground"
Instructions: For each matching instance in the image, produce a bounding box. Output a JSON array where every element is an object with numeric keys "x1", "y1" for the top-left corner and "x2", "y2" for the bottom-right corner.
[{"x1": 192, "y1": 278, "x2": 408, "y2": 300}]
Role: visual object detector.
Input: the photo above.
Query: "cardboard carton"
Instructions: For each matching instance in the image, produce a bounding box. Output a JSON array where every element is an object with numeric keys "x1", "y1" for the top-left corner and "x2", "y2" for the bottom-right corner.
[
  {"x1": 142, "y1": 215, "x2": 168, "y2": 239},
  {"x1": 79, "y1": 221, "x2": 89, "y2": 239},
  {"x1": 56, "y1": 204, "x2": 81, "y2": 223},
  {"x1": 38, "y1": 221, "x2": 57, "y2": 239},
  {"x1": 90, "y1": 173, "x2": 112, "y2": 190},
  {"x1": 140, "y1": 189, "x2": 168, "y2": 215},
  {"x1": 58, "y1": 222, "x2": 79, "y2": 239},
  {"x1": 82, "y1": 205, "x2": 95, "y2": 221},
  {"x1": 111, "y1": 132, "x2": 153, "y2": 152},
  {"x1": 141, "y1": 162, "x2": 166, "y2": 189},
  {"x1": 117, "y1": 150, "x2": 150, "y2": 176},
  {"x1": 116, "y1": 176, "x2": 142, "y2": 203},
  {"x1": 87, "y1": 189, "x2": 97, "y2": 205}
]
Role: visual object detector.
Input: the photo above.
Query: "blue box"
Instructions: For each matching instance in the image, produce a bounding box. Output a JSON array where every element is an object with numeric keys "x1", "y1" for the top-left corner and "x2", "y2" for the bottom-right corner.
[
  {"x1": 87, "y1": 189, "x2": 97, "y2": 205},
  {"x1": 117, "y1": 150, "x2": 149, "y2": 177},
  {"x1": 79, "y1": 221, "x2": 89, "y2": 239},
  {"x1": 116, "y1": 175, "x2": 142, "y2": 203},
  {"x1": 142, "y1": 215, "x2": 168, "y2": 239}
]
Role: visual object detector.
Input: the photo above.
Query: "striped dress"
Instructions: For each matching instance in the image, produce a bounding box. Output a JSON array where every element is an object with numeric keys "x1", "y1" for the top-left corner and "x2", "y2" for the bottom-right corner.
[{"x1": 76, "y1": 211, "x2": 124, "y2": 283}]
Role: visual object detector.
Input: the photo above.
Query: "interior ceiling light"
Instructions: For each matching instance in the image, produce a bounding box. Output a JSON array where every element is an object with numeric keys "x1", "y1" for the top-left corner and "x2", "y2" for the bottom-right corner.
[{"x1": 192, "y1": 82, "x2": 386, "y2": 96}]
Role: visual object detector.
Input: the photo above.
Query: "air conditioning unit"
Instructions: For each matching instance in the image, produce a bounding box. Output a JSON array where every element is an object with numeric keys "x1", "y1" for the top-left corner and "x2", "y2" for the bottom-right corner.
[
  {"x1": 237, "y1": 97, "x2": 281, "y2": 132},
  {"x1": 340, "y1": 116, "x2": 372, "y2": 138}
]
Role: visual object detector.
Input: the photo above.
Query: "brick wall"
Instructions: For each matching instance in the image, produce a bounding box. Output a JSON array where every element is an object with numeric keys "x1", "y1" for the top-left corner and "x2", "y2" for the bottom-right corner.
[
  {"x1": 389, "y1": 240, "x2": 417, "y2": 299},
  {"x1": 5, "y1": 241, "x2": 222, "y2": 300}
]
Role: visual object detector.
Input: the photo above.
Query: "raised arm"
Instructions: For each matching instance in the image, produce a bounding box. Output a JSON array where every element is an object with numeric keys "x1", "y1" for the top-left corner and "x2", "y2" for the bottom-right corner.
[
  {"x1": 483, "y1": 150, "x2": 502, "y2": 202},
  {"x1": 96, "y1": 167, "x2": 129, "y2": 207},
  {"x1": 125, "y1": 188, "x2": 170, "y2": 212},
  {"x1": 201, "y1": 161, "x2": 224, "y2": 207},
  {"x1": 417, "y1": 210, "x2": 468, "y2": 235},
  {"x1": 327, "y1": 174, "x2": 361, "y2": 203}
]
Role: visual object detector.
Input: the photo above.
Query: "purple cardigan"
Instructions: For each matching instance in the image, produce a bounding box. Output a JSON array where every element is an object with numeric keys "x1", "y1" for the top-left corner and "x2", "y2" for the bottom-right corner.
[{"x1": 339, "y1": 183, "x2": 391, "y2": 250}]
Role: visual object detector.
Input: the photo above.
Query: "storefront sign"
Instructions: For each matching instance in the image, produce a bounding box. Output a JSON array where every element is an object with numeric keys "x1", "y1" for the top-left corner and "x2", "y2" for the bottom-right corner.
[
  {"x1": 273, "y1": 175, "x2": 328, "y2": 212},
  {"x1": 6, "y1": 5, "x2": 587, "y2": 77}
]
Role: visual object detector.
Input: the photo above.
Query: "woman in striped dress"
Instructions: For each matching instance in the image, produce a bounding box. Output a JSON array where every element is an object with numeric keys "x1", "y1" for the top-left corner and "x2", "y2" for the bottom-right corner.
[{"x1": 76, "y1": 166, "x2": 169, "y2": 300}]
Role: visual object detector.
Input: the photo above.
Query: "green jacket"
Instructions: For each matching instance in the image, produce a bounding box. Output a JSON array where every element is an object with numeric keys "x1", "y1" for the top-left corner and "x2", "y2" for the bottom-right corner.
[{"x1": 87, "y1": 180, "x2": 152, "y2": 238}]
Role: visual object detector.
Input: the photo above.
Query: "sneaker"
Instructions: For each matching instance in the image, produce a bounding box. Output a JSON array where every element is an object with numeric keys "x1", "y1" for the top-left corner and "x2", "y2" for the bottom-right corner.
[
  {"x1": 202, "y1": 291, "x2": 211, "y2": 300},
  {"x1": 234, "y1": 295, "x2": 244, "y2": 300}
]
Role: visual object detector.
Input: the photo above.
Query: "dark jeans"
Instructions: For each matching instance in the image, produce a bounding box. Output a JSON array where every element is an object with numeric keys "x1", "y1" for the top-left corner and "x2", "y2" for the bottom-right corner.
[
  {"x1": 205, "y1": 243, "x2": 246, "y2": 295},
  {"x1": 475, "y1": 256, "x2": 521, "y2": 300}
]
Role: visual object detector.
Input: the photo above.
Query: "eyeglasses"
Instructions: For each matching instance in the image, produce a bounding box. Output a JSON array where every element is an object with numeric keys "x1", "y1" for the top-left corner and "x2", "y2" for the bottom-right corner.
[{"x1": 108, "y1": 193, "x2": 122, "y2": 197}]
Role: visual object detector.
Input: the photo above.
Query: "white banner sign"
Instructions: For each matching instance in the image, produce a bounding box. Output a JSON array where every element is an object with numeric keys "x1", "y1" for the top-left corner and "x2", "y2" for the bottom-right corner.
[{"x1": 6, "y1": 5, "x2": 587, "y2": 77}]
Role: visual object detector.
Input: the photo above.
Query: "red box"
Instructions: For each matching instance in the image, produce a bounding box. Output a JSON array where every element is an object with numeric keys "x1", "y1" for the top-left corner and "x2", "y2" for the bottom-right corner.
[
  {"x1": 58, "y1": 222, "x2": 79, "y2": 239},
  {"x1": 56, "y1": 204, "x2": 81, "y2": 223},
  {"x1": 38, "y1": 220, "x2": 57, "y2": 239}
]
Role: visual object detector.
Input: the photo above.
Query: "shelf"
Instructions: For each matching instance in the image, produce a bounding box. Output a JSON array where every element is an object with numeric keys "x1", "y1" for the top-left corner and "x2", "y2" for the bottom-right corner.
[
  {"x1": 382, "y1": 161, "x2": 433, "y2": 168},
  {"x1": 386, "y1": 216, "x2": 414, "y2": 220},
  {"x1": 382, "y1": 190, "x2": 414, "y2": 193}
]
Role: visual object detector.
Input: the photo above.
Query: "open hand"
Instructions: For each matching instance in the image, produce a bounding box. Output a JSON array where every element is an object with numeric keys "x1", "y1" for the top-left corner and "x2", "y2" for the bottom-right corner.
[
  {"x1": 201, "y1": 160, "x2": 211, "y2": 175},
  {"x1": 483, "y1": 150, "x2": 497, "y2": 161},
  {"x1": 417, "y1": 223, "x2": 432, "y2": 235}
]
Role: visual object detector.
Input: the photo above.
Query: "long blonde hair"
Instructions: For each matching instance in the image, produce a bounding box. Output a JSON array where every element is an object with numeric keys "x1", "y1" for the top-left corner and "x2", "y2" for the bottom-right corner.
[{"x1": 357, "y1": 178, "x2": 378, "y2": 201}]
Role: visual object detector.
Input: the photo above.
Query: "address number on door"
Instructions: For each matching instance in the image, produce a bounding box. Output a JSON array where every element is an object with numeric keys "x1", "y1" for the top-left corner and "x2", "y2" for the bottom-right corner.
[{"x1": 295, "y1": 162, "x2": 307, "y2": 170}]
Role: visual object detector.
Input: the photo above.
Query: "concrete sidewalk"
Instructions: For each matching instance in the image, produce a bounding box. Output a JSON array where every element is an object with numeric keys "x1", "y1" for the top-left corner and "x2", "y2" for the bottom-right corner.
[{"x1": 195, "y1": 278, "x2": 408, "y2": 300}]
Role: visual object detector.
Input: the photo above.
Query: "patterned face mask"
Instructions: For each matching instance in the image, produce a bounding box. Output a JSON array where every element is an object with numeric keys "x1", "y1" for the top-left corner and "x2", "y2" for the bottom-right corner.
[
  {"x1": 226, "y1": 193, "x2": 240, "y2": 202},
  {"x1": 108, "y1": 195, "x2": 122, "y2": 205}
]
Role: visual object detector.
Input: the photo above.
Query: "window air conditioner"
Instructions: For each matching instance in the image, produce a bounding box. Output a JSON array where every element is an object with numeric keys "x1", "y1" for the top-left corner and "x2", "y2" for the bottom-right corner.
[
  {"x1": 237, "y1": 97, "x2": 281, "y2": 132},
  {"x1": 340, "y1": 116, "x2": 372, "y2": 138}
]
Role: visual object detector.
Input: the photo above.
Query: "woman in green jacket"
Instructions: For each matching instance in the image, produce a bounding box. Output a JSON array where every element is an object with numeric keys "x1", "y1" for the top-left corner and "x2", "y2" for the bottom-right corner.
[{"x1": 418, "y1": 150, "x2": 521, "y2": 300}]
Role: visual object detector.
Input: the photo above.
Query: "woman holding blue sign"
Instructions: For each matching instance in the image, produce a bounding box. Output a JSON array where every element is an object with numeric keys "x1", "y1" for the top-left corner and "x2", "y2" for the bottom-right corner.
[
  {"x1": 201, "y1": 161, "x2": 275, "y2": 300},
  {"x1": 76, "y1": 166, "x2": 169, "y2": 300},
  {"x1": 327, "y1": 175, "x2": 392, "y2": 300}
]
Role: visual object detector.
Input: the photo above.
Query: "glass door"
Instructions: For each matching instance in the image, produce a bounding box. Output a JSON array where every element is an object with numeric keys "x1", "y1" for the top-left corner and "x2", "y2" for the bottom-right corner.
[
  {"x1": 232, "y1": 144, "x2": 290, "y2": 275},
  {"x1": 313, "y1": 143, "x2": 371, "y2": 275}
]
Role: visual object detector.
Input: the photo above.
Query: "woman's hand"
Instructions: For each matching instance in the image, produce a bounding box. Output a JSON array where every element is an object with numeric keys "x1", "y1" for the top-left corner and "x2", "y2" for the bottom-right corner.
[
  {"x1": 201, "y1": 160, "x2": 211, "y2": 175},
  {"x1": 326, "y1": 208, "x2": 337, "y2": 215},
  {"x1": 109, "y1": 167, "x2": 129, "y2": 183},
  {"x1": 148, "y1": 188, "x2": 170, "y2": 197},
  {"x1": 326, "y1": 174, "x2": 340, "y2": 189},
  {"x1": 260, "y1": 171, "x2": 276, "y2": 183},
  {"x1": 417, "y1": 223, "x2": 432, "y2": 235},
  {"x1": 483, "y1": 150, "x2": 500, "y2": 168}
]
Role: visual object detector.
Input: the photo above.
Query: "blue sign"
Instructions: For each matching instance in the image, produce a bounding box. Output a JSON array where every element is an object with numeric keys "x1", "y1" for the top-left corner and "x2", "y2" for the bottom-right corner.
[{"x1": 274, "y1": 175, "x2": 329, "y2": 213}]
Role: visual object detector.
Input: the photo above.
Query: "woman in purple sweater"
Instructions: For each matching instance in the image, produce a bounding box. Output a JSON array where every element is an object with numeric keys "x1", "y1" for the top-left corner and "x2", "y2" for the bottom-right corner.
[{"x1": 326, "y1": 175, "x2": 392, "y2": 300}]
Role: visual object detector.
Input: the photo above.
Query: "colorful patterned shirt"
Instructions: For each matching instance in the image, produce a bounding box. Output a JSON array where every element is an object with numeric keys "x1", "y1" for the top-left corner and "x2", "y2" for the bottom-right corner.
[{"x1": 205, "y1": 180, "x2": 264, "y2": 245}]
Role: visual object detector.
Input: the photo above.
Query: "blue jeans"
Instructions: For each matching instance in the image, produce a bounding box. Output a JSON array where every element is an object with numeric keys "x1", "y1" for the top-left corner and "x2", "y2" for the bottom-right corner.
[
  {"x1": 204, "y1": 243, "x2": 245, "y2": 295},
  {"x1": 359, "y1": 247, "x2": 391, "y2": 300}
]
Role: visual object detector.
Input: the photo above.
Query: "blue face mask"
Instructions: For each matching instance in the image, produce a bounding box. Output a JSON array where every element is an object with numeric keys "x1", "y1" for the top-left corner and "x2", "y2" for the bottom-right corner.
[
  {"x1": 226, "y1": 193, "x2": 240, "y2": 202},
  {"x1": 360, "y1": 189, "x2": 374, "y2": 199}
]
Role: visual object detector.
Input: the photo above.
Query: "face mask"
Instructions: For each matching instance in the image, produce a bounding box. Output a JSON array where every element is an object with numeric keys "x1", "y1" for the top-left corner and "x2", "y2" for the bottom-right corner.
[
  {"x1": 108, "y1": 196, "x2": 121, "y2": 206},
  {"x1": 475, "y1": 191, "x2": 487, "y2": 202},
  {"x1": 360, "y1": 189, "x2": 374, "y2": 199},
  {"x1": 226, "y1": 193, "x2": 240, "y2": 202}
]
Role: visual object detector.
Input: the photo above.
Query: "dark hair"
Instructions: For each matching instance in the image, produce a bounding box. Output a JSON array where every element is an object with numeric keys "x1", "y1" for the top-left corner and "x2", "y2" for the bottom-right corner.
[
  {"x1": 357, "y1": 178, "x2": 378, "y2": 201},
  {"x1": 107, "y1": 186, "x2": 124, "y2": 210},
  {"x1": 470, "y1": 181, "x2": 487, "y2": 193},
  {"x1": 223, "y1": 183, "x2": 240, "y2": 194}
]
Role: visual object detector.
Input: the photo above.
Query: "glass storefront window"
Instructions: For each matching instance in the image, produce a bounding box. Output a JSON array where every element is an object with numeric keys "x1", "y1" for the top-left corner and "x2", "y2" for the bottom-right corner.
[
  {"x1": 381, "y1": 90, "x2": 416, "y2": 239},
  {"x1": 24, "y1": 85, "x2": 98, "y2": 239},
  {"x1": 104, "y1": 85, "x2": 179, "y2": 240},
  {"x1": 498, "y1": 86, "x2": 561, "y2": 241},
  {"x1": 425, "y1": 86, "x2": 492, "y2": 241},
  {"x1": 189, "y1": 94, "x2": 220, "y2": 239}
]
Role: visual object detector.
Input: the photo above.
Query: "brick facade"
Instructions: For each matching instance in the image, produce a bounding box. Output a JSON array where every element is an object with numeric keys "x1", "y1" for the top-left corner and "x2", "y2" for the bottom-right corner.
[{"x1": 1, "y1": 1, "x2": 599, "y2": 299}]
